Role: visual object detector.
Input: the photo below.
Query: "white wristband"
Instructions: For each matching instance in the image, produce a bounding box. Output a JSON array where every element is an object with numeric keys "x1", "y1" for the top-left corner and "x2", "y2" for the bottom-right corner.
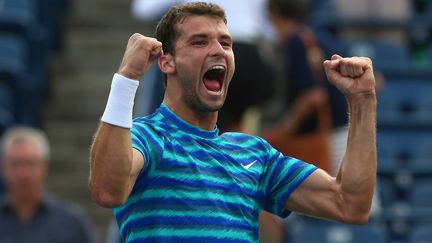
[{"x1": 101, "y1": 73, "x2": 139, "y2": 128}]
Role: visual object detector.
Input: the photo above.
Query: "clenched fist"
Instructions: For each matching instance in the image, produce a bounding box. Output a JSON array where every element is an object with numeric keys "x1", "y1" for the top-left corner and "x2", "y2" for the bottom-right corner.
[
  {"x1": 323, "y1": 55, "x2": 376, "y2": 97},
  {"x1": 117, "y1": 33, "x2": 163, "y2": 80}
]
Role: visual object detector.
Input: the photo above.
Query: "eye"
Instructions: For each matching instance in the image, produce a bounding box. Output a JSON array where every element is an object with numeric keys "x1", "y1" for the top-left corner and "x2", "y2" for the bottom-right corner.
[
  {"x1": 192, "y1": 41, "x2": 207, "y2": 46},
  {"x1": 220, "y1": 41, "x2": 232, "y2": 49}
]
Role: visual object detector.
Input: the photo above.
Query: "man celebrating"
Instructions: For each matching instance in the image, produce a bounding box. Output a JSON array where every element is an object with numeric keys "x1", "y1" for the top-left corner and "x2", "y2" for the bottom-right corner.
[{"x1": 89, "y1": 2, "x2": 376, "y2": 242}]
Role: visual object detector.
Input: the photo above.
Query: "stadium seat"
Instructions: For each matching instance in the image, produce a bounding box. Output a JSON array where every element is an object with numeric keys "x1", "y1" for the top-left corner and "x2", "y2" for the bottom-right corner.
[
  {"x1": 0, "y1": 34, "x2": 28, "y2": 82},
  {"x1": 408, "y1": 224, "x2": 432, "y2": 243},
  {"x1": 333, "y1": 0, "x2": 412, "y2": 21},
  {"x1": 378, "y1": 178, "x2": 397, "y2": 206},
  {"x1": 380, "y1": 180, "x2": 432, "y2": 237},
  {"x1": 35, "y1": 0, "x2": 70, "y2": 51},
  {"x1": 0, "y1": 83, "x2": 15, "y2": 134},
  {"x1": 409, "y1": 180, "x2": 432, "y2": 224},
  {"x1": 377, "y1": 80, "x2": 432, "y2": 128},
  {"x1": 289, "y1": 222, "x2": 387, "y2": 243},
  {"x1": 411, "y1": 180, "x2": 432, "y2": 207},
  {"x1": 377, "y1": 131, "x2": 432, "y2": 173},
  {"x1": 0, "y1": 0, "x2": 37, "y2": 37},
  {"x1": 377, "y1": 132, "x2": 432, "y2": 163},
  {"x1": 377, "y1": 130, "x2": 432, "y2": 198},
  {"x1": 0, "y1": 0, "x2": 68, "y2": 127},
  {"x1": 346, "y1": 39, "x2": 410, "y2": 72},
  {"x1": 309, "y1": 0, "x2": 336, "y2": 24},
  {"x1": 0, "y1": 0, "x2": 51, "y2": 85},
  {"x1": 0, "y1": 33, "x2": 43, "y2": 126},
  {"x1": 409, "y1": 157, "x2": 432, "y2": 176}
]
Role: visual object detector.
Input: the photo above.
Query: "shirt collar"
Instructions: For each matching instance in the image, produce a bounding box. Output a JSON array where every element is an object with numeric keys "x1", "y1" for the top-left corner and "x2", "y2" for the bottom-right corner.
[
  {"x1": 158, "y1": 104, "x2": 219, "y2": 139},
  {"x1": 0, "y1": 193, "x2": 54, "y2": 214}
]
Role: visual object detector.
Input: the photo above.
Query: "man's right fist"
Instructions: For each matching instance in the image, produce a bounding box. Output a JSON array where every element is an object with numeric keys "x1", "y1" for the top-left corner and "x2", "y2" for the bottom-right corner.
[{"x1": 117, "y1": 33, "x2": 163, "y2": 80}]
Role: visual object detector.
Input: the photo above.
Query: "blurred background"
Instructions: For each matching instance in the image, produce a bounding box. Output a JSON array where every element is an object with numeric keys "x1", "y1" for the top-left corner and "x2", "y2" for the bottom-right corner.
[{"x1": 0, "y1": 0, "x2": 432, "y2": 242}]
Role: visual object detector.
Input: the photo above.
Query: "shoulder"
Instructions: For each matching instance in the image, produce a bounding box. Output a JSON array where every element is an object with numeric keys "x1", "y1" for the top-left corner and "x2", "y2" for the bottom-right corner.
[
  {"x1": 131, "y1": 115, "x2": 170, "y2": 162},
  {"x1": 44, "y1": 195, "x2": 95, "y2": 242},
  {"x1": 132, "y1": 115, "x2": 169, "y2": 139},
  {"x1": 45, "y1": 195, "x2": 91, "y2": 224},
  {"x1": 132, "y1": 114, "x2": 159, "y2": 130}
]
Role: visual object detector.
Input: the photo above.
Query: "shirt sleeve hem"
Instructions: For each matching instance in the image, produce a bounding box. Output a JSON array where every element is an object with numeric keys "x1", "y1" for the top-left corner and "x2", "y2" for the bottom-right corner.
[{"x1": 276, "y1": 166, "x2": 318, "y2": 218}]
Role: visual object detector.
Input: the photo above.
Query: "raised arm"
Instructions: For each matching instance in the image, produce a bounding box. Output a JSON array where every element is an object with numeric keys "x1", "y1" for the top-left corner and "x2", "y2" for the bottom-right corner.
[
  {"x1": 89, "y1": 34, "x2": 162, "y2": 208},
  {"x1": 286, "y1": 55, "x2": 377, "y2": 224}
]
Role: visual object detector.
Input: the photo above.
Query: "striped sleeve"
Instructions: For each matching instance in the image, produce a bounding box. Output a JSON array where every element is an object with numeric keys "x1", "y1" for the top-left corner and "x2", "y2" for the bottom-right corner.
[
  {"x1": 259, "y1": 138, "x2": 317, "y2": 218},
  {"x1": 130, "y1": 119, "x2": 164, "y2": 172}
]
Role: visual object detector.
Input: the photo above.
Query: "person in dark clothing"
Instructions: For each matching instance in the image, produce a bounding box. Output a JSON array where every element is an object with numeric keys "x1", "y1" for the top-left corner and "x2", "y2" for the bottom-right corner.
[
  {"x1": 0, "y1": 126, "x2": 96, "y2": 243},
  {"x1": 268, "y1": 0, "x2": 348, "y2": 174}
]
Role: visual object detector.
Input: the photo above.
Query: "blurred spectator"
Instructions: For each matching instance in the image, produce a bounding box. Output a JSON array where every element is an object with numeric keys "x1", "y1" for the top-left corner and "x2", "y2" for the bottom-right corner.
[
  {"x1": 105, "y1": 218, "x2": 122, "y2": 243},
  {"x1": 131, "y1": 0, "x2": 276, "y2": 133},
  {"x1": 262, "y1": 1, "x2": 383, "y2": 241},
  {"x1": 0, "y1": 126, "x2": 96, "y2": 243},
  {"x1": 267, "y1": 0, "x2": 348, "y2": 174},
  {"x1": 261, "y1": 1, "x2": 349, "y2": 241}
]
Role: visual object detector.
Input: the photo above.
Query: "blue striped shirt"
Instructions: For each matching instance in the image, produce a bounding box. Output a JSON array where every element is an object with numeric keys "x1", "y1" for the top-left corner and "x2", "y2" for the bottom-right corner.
[{"x1": 114, "y1": 104, "x2": 317, "y2": 242}]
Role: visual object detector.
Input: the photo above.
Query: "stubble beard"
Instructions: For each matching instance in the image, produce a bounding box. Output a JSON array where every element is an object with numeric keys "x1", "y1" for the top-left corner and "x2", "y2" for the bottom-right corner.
[{"x1": 179, "y1": 77, "x2": 224, "y2": 114}]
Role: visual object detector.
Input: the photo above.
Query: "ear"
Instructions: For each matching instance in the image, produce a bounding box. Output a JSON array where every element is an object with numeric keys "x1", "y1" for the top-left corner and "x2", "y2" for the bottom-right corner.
[{"x1": 159, "y1": 53, "x2": 176, "y2": 75}]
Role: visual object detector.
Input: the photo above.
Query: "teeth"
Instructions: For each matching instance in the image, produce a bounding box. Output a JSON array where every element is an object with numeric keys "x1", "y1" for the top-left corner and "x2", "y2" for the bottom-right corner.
[{"x1": 209, "y1": 65, "x2": 225, "y2": 71}]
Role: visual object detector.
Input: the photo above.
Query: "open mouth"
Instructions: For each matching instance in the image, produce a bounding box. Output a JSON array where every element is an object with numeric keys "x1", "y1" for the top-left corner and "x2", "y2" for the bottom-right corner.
[{"x1": 203, "y1": 65, "x2": 225, "y2": 92}]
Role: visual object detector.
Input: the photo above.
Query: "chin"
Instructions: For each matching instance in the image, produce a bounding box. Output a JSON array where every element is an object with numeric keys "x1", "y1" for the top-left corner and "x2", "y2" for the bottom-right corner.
[
  {"x1": 207, "y1": 99, "x2": 226, "y2": 111},
  {"x1": 196, "y1": 101, "x2": 225, "y2": 113},
  {"x1": 202, "y1": 104, "x2": 223, "y2": 113}
]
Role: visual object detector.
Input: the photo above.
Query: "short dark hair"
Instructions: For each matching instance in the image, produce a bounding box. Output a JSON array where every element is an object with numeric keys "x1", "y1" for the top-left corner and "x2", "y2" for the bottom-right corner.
[
  {"x1": 267, "y1": 0, "x2": 311, "y2": 22},
  {"x1": 155, "y1": 2, "x2": 227, "y2": 56}
]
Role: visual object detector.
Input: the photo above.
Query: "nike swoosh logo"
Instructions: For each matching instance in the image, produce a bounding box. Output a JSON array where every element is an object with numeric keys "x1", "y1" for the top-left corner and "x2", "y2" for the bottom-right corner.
[{"x1": 241, "y1": 160, "x2": 257, "y2": 169}]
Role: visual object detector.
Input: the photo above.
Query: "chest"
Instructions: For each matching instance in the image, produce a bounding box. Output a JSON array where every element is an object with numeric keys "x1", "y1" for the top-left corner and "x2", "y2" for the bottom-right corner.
[
  {"x1": 137, "y1": 137, "x2": 264, "y2": 207},
  {"x1": 0, "y1": 212, "x2": 85, "y2": 243},
  {"x1": 164, "y1": 138, "x2": 261, "y2": 182}
]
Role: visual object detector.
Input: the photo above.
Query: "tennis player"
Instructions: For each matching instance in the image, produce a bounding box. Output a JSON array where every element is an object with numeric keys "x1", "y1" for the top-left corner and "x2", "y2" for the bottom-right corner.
[{"x1": 89, "y1": 2, "x2": 377, "y2": 242}]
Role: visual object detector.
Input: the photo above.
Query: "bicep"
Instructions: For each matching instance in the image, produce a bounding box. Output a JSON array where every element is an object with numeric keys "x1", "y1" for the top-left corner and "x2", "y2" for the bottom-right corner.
[{"x1": 285, "y1": 169, "x2": 346, "y2": 222}]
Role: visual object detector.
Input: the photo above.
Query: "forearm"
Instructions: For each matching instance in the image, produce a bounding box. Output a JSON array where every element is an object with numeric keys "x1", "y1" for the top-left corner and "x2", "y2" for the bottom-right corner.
[
  {"x1": 88, "y1": 34, "x2": 160, "y2": 207},
  {"x1": 89, "y1": 74, "x2": 139, "y2": 207},
  {"x1": 89, "y1": 123, "x2": 134, "y2": 207},
  {"x1": 337, "y1": 92, "x2": 377, "y2": 218},
  {"x1": 287, "y1": 56, "x2": 377, "y2": 224}
]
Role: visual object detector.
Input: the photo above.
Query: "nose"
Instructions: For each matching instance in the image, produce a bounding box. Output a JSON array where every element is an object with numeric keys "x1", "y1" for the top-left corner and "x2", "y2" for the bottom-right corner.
[
  {"x1": 15, "y1": 166, "x2": 32, "y2": 180},
  {"x1": 208, "y1": 40, "x2": 225, "y2": 57}
]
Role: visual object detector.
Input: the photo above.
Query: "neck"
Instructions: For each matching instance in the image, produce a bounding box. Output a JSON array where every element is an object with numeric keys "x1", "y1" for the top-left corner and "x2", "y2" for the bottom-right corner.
[
  {"x1": 162, "y1": 98, "x2": 218, "y2": 131},
  {"x1": 8, "y1": 192, "x2": 42, "y2": 223}
]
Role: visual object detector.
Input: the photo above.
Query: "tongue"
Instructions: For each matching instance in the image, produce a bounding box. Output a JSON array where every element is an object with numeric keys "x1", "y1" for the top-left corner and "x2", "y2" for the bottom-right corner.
[{"x1": 203, "y1": 78, "x2": 221, "y2": 92}]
